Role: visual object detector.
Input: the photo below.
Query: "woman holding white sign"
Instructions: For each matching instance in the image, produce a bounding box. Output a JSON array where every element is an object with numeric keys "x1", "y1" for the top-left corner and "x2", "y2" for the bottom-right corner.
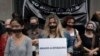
[{"x1": 42, "y1": 14, "x2": 72, "y2": 56}]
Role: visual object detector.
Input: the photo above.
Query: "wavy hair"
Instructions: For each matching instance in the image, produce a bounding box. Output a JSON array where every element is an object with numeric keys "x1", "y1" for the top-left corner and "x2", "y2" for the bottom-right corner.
[{"x1": 43, "y1": 14, "x2": 64, "y2": 38}]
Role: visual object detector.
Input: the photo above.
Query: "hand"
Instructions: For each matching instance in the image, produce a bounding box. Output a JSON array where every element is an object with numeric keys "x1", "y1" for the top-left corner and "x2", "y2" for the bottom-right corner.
[
  {"x1": 93, "y1": 51, "x2": 97, "y2": 55},
  {"x1": 88, "y1": 50, "x2": 94, "y2": 56},
  {"x1": 74, "y1": 44, "x2": 79, "y2": 48},
  {"x1": 32, "y1": 39, "x2": 39, "y2": 45},
  {"x1": 35, "y1": 39, "x2": 39, "y2": 44},
  {"x1": 67, "y1": 53, "x2": 71, "y2": 56}
]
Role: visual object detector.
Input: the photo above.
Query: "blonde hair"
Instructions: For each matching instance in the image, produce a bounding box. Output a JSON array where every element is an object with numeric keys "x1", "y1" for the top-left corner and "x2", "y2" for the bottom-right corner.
[{"x1": 43, "y1": 14, "x2": 64, "y2": 38}]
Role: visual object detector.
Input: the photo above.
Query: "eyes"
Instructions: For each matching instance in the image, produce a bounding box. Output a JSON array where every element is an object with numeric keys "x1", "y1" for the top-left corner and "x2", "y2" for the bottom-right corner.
[
  {"x1": 30, "y1": 23, "x2": 37, "y2": 25},
  {"x1": 87, "y1": 24, "x2": 94, "y2": 28},
  {"x1": 11, "y1": 25, "x2": 21, "y2": 29},
  {"x1": 49, "y1": 22, "x2": 57, "y2": 24},
  {"x1": 87, "y1": 25, "x2": 93, "y2": 28},
  {"x1": 67, "y1": 22, "x2": 74, "y2": 24},
  {"x1": 67, "y1": 19, "x2": 75, "y2": 24}
]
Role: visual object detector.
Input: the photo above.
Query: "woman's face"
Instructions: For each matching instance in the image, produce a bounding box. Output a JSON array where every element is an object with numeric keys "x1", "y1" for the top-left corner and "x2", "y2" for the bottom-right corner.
[
  {"x1": 66, "y1": 19, "x2": 74, "y2": 27},
  {"x1": 30, "y1": 19, "x2": 38, "y2": 29},
  {"x1": 86, "y1": 23, "x2": 94, "y2": 30},
  {"x1": 49, "y1": 18, "x2": 57, "y2": 29},
  {"x1": 10, "y1": 20, "x2": 23, "y2": 33}
]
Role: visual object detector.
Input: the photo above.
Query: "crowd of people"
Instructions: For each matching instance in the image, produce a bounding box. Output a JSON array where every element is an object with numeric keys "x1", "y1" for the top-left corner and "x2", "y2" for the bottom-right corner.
[{"x1": 0, "y1": 12, "x2": 100, "y2": 56}]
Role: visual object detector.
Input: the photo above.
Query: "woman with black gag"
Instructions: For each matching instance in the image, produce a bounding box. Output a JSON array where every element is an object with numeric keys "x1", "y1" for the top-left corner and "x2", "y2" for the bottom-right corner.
[
  {"x1": 4, "y1": 18, "x2": 32, "y2": 56},
  {"x1": 63, "y1": 16, "x2": 82, "y2": 56},
  {"x1": 81, "y1": 21, "x2": 99, "y2": 56}
]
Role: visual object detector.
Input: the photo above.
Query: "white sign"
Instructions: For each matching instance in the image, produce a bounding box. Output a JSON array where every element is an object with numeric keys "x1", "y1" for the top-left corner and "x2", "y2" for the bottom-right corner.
[{"x1": 39, "y1": 38, "x2": 67, "y2": 56}]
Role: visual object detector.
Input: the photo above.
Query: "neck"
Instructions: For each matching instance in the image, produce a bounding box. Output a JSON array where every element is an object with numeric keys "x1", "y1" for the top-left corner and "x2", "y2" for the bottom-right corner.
[
  {"x1": 50, "y1": 30, "x2": 55, "y2": 34},
  {"x1": 66, "y1": 26, "x2": 74, "y2": 31},
  {"x1": 14, "y1": 32, "x2": 23, "y2": 38},
  {"x1": 86, "y1": 31, "x2": 93, "y2": 35},
  {"x1": 50, "y1": 29, "x2": 56, "y2": 35},
  {"x1": 32, "y1": 27, "x2": 38, "y2": 30}
]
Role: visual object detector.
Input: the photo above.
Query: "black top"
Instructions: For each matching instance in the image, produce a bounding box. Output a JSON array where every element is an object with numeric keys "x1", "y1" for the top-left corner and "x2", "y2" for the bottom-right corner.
[{"x1": 81, "y1": 34, "x2": 99, "y2": 49}]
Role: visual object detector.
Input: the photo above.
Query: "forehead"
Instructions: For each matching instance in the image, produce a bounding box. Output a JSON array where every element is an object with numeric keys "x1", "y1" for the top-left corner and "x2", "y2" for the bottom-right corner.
[
  {"x1": 30, "y1": 19, "x2": 37, "y2": 23},
  {"x1": 87, "y1": 23, "x2": 94, "y2": 26},
  {"x1": 10, "y1": 20, "x2": 20, "y2": 26},
  {"x1": 49, "y1": 18, "x2": 56, "y2": 22},
  {"x1": 67, "y1": 19, "x2": 74, "y2": 22}
]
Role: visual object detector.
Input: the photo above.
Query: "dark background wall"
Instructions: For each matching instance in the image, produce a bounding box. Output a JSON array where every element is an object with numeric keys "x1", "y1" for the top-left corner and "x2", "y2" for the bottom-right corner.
[{"x1": 0, "y1": 0, "x2": 100, "y2": 21}]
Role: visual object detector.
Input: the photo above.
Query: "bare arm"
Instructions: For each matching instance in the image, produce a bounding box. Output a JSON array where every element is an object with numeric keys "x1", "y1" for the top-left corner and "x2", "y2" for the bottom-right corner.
[
  {"x1": 92, "y1": 47, "x2": 99, "y2": 52},
  {"x1": 75, "y1": 30, "x2": 82, "y2": 48},
  {"x1": 83, "y1": 47, "x2": 91, "y2": 52}
]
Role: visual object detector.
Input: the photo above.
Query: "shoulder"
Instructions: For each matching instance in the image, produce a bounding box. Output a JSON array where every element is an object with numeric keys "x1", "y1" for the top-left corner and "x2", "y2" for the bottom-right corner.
[
  {"x1": 75, "y1": 29, "x2": 79, "y2": 35},
  {"x1": 62, "y1": 28, "x2": 66, "y2": 31},
  {"x1": 24, "y1": 36, "x2": 32, "y2": 46},
  {"x1": 24, "y1": 36, "x2": 32, "y2": 45},
  {"x1": 38, "y1": 30, "x2": 48, "y2": 38},
  {"x1": 8, "y1": 36, "x2": 13, "y2": 41},
  {"x1": 62, "y1": 28, "x2": 70, "y2": 35},
  {"x1": 25, "y1": 36, "x2": 32, "y2": 41},
  {"x1": 80, "y1": 34, "x2": 87, "y2": 40},
  {"x1": 63, "y1": 31, "x2": 71, "y2": 38},
  {"x1": 6, "y1": 36, "x2": 13, "y2": 44},
  {"x1": 64, "y1": 31, "x2": 70, "y2": 35},
  {"x1": 75, "y1": 29, "x2": 79, "y2": 32}
]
